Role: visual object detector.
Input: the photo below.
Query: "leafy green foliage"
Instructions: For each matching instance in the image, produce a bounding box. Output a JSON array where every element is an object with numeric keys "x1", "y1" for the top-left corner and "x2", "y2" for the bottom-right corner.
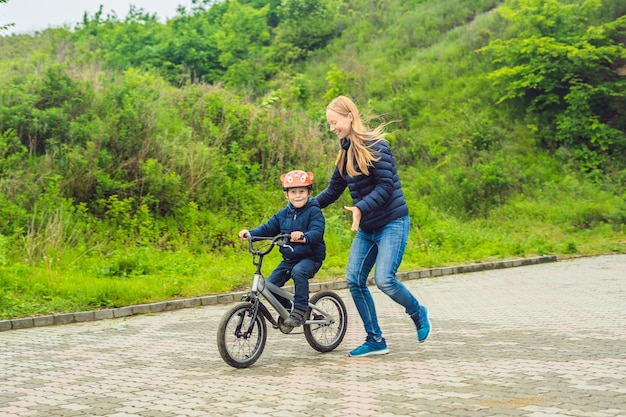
[
  {"x1": 479, "y1": 0, "x2": 626, "y2": 170},
  {"x1": 271, "y1": 0, "x2": 340, "y2": 64},
  {"x1": 213, "y1": 1, "x2": 271, "y2": 92},
  {"x1": 67, "y1": 0, "x2": 342, "y2": 93},
  {"x1": 0, "y1": 0, "x2": 624, "y2": 319},
  {"x1": 159, "y1": 8, "x2": 224, "y2": 84}
]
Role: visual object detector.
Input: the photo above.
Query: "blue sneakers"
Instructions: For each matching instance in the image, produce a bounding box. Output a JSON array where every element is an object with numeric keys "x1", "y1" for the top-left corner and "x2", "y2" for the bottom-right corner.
[
  {"x1": 348, "y1": 337, "x2": 389, "y2": 357},
  {"x1": 416, "y1": 305, "x2": 431, "y2": 342}
]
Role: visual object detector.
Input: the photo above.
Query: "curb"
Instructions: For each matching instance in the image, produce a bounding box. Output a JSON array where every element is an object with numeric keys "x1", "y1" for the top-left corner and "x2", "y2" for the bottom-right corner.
[{"x1": 0, "y1": 255, "x2": 558, "y2": 332}]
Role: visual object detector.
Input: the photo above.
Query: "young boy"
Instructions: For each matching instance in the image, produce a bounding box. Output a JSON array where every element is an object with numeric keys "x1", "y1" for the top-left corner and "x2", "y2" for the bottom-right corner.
[{"x1": 238, "y1": 170, "x2": 326, "y2": 328}]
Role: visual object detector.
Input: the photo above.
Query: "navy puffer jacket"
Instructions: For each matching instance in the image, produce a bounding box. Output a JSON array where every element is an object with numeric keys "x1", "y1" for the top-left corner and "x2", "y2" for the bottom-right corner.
[
  {"x1": 249, "y1": 198, "x2": 326, "y2": 262},
  {"x1": 315, "y1": 138, "x2": 409, "y2": 232}
]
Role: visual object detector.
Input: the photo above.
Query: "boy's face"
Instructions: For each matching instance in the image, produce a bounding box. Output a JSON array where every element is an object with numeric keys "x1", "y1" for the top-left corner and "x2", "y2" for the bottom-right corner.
[{"x1": 284, "y1": 187, "x2": 311, "y2": 208}]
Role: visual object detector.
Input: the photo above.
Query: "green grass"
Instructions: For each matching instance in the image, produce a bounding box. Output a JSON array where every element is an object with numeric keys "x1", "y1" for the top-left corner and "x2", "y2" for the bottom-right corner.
[{"x1": 1, "y1": 190, "x2": 623, "y2": 320}]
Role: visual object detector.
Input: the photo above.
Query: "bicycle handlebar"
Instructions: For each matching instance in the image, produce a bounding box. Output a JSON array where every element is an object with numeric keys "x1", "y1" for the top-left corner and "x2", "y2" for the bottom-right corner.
[{"x1": 245, "y1": 233, "x2": 292, "y2": 256}]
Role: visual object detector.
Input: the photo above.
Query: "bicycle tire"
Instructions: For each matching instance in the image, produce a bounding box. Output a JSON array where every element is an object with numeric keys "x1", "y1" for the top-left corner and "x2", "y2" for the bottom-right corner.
[
  {"x1": 304, "y1": 291, "x2": 347, "y2": 353},
  {"x1": 217, "y1": 302, "x2": 267, "y2": 368}
]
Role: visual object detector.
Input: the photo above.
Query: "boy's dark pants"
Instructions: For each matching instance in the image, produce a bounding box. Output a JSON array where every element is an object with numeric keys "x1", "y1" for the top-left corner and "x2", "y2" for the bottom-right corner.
[{"x1": 267, "y1": 258, "x2": 322, "y2": 310}]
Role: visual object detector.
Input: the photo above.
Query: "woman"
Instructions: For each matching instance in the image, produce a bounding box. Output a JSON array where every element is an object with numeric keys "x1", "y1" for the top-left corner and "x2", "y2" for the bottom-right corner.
[{"x1": 314, "y1": 95, "x2": 430, "y2": 357}]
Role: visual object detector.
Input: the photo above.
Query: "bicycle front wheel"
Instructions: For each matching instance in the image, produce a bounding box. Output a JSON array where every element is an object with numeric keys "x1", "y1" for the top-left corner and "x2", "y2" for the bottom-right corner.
[
  {"x1": 217, "y1": 302, "x2": 267, "y2": 368},
  {"x1": 304, "y1": 291, "x2": 347, "y2": 353}
]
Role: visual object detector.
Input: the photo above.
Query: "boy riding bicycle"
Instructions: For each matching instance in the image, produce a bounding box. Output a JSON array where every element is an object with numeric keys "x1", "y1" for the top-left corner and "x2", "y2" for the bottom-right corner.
[{"x1": 238, "y1": 170, "x2": 326, "y2": 328}]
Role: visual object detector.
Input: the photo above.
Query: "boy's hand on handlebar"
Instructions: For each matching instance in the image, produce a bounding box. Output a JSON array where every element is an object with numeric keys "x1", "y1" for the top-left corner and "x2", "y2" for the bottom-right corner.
[
  {"x1": 290, "y1": 231, "x2": 306, "y2": 243},
  {"x1": 344, "y1": 206, "x2": 361, "y2": 231},
  {"x1": 238, "y1": 229, "x2": 250, "y2": 239}
]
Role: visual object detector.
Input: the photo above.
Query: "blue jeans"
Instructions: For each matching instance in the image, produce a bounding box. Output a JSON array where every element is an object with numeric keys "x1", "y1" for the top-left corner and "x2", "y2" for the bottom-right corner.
[
  {"x1": 267, "y1": 258, "x2": 322, "y2": 310},
  {"x1": 346, "y1": 215, "x2": 420, "y2": 341}
]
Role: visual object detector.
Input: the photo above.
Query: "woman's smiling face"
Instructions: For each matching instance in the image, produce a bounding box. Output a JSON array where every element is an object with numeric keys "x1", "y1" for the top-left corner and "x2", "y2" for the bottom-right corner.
[{"x1": 326, "y1": 108, "x2": 353, "y2": 140}]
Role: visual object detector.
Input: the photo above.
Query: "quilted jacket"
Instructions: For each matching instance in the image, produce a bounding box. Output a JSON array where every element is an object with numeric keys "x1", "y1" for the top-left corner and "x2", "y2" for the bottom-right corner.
[
  {"x1": 249, "y1": 198, "x2": 326, "y2": 262},
  {"x1": 315, "y1": 138, "x2": 409, "y2": 232}
]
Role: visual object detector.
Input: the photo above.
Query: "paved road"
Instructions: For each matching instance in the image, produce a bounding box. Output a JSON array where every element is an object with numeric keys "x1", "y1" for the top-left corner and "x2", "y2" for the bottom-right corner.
[{"x1": 1, "y1": 254, "x2": 625, "y2": 417}]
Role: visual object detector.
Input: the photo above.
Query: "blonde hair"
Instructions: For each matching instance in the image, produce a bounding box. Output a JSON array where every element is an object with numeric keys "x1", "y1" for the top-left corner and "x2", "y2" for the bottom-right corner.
[{"x1": 327, "y1": 96, "x2": 386, "y2": 177}]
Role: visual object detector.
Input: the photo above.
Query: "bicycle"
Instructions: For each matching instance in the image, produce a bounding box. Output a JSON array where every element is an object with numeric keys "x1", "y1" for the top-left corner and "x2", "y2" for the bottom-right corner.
[{"x1": 217, "y1": 234, "x2": 348, "y2": 368}]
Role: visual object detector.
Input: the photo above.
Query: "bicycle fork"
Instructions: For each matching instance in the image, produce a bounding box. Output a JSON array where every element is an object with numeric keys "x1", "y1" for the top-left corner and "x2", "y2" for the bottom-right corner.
[
  {"x1": 237, "y1": 295, "x2": 275, "y2": 338},
  {"x1": 235, "y1": 297, "x2": 260, "y2": 339},
  {"x1": 236, "y1": 270, "x2": 265, "y2": 339}
]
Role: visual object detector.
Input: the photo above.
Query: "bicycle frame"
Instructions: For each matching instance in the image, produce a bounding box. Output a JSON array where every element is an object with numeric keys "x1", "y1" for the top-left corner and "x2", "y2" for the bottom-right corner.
[
  {"x1": 240, "y1": 234, "x2": 336, "y2": 336},
  {"x1": 259, "y1": 278, "x2": 334, "y2": 323}
]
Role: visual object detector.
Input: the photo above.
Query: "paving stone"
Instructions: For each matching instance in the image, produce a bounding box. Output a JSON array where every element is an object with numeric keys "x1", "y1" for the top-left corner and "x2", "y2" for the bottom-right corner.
[
  {"x1": 94, "y1": 309, "x2": 114, "y2": 320},
  {"x1": 216, "y1": 294, "x2": 234, "y2": 303},
  {"x1": 74, "y1": 311, "x2": 94, "y2": 322},
  {"x1": 198, "y1": 296, "x2": 216, "y2": 306},
  {"x1": 113, "y1": 307, "x2": 133, "y2": 318},
  {"x1": 53, "y1": 313, "x2": 75, "y2": 325},
  {"x1": 11, "y1": 317, "x2": 34, "y2": 329},
  {"x1": 131, "y1": 304, "x2": 152, "y2": 315},
  {"x1": 182, "y1": 298, "x2": 201, "y2": 308},
  {"x1": 0, "y1": 255, "x2": 624, "y2": 417},
  {"x1": 33, "y1": 315, "x2": 54, "y2": 327}
]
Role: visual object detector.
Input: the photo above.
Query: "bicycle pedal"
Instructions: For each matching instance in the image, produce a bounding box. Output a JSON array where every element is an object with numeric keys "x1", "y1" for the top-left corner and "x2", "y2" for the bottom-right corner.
[{"x1": 279, "y1": 323, "x2": 294, "y2": 334}]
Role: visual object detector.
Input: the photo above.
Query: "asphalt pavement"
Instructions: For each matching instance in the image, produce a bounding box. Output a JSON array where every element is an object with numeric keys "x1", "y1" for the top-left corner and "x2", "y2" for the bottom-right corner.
[{"x1": 1, "y1": 254, "x2": 625, "y2": 417}]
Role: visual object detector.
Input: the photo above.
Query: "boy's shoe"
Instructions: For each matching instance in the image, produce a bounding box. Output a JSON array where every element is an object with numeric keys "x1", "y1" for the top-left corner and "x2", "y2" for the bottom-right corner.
[
  {"x1": 348, "y1": 338, "x2": 389, "y2": 357},
  {"x1": 284, "y1": 307, "x2": 307, "y2": 327},
  {"x1": 275, "y1": 314, "x2": 294, "y2": 334},
  {"x1": 415, "y1": 305, "x2": 431, "y2": 343}
]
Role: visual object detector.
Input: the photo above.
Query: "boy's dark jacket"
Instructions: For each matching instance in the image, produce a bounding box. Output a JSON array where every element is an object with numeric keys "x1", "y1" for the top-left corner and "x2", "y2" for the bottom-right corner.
[
  {"x1": 315, "y1": 138, "x2": 409, "y2": 232},
  {"x1": 249, "y1": 198, "x2": 326, "y2": 262}
]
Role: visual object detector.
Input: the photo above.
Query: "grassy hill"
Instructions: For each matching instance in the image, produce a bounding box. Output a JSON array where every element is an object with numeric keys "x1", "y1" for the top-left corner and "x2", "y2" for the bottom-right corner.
[{"x1": 0, "y1": 0, "x2": 624, "y2": 319}]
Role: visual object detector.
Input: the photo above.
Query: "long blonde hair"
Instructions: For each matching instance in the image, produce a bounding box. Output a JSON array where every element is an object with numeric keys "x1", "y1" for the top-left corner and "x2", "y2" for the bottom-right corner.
[{"x1": 327, "y1": 96, "x2": 386, "y2": 177}]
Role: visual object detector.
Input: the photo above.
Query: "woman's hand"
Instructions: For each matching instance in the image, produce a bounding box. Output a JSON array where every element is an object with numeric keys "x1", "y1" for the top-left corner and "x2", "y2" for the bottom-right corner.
[
  {"x1": 344, "y1": 206, "x2": 361, "y2": 231},
  {"x1": 238, "y1": 229, "x2": 250, "y2": 239}
]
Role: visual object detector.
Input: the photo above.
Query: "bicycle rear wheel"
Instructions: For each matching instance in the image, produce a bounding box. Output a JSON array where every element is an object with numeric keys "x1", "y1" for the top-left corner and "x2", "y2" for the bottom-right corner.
[
  {"x1": 304, "y1": 291, "x2": 347, "y2": 353},
  {"x1": 217, "y1": 302, "x2": 267, "y2": 368}
]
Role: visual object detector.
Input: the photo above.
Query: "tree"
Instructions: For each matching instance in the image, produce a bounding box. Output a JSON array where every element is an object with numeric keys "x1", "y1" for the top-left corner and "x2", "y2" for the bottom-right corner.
[
  {"x1": 480, "y1": 0, "x2": 626, "y2": 170},
  {"x1": 160, "y1": 10, "x2": 224, "y2": 84},
  {"x1": 270, "y1": 0, "x2": 340, "y2": 64},
  {"x1": 213, "y1": 0, "x2": 272, "y2": 93}
]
